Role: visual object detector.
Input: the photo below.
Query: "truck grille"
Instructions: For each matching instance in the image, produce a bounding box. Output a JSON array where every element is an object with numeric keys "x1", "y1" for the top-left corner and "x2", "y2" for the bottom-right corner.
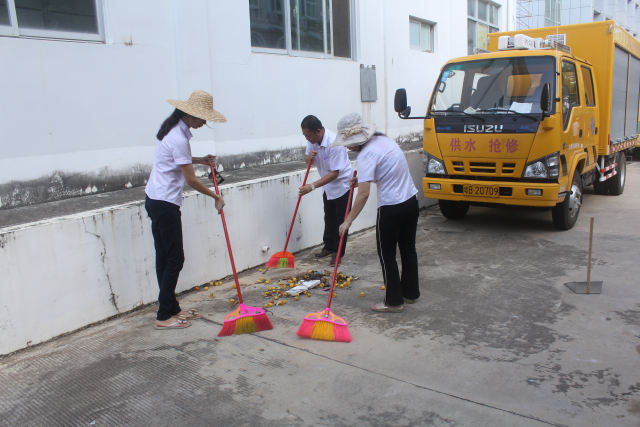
[{"x1": 449, "y1": 160, "x2": 520, "y2": 176}]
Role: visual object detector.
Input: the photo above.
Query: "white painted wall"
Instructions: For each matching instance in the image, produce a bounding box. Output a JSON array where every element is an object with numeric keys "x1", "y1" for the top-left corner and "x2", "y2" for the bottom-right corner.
[
  {"x1": 0, "y1": 0, "x2": 513, "y2": 186},
  {"x1": 0, "y1": 150, "x2": 432, "y2": 355}
]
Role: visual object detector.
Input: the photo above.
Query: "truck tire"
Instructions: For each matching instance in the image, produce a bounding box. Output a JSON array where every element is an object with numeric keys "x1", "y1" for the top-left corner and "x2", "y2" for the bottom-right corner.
[
  {"x1": 439, "y1": 200, "x2": 470, "y2": 220},
  {"x1": 552, "y1": 170, "x2": 582, "y2": 230},
  {"x1": 593, "y1": 177, "x2": 609, "y2": 195},
  {"x1": 607, "y1": 152, "x2": 626, "y2": 195}
]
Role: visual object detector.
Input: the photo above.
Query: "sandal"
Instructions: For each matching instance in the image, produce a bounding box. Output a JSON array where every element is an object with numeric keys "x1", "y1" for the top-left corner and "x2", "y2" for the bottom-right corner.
[
  {"x1": 154, "y1": 315, "x2": 192, "y2": 329},
  {"x1": 370, "y1": 302, "x2": 404, "y2": 313},
  {"x1": 178, "y1": 309, "x2": 201, "y2": 320}
]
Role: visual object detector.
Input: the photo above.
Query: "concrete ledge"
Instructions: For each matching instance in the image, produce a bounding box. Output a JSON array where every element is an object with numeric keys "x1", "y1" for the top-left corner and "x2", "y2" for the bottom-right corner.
[{"x1": 0, "y1": 150, "x2": 432, "y2": 355}]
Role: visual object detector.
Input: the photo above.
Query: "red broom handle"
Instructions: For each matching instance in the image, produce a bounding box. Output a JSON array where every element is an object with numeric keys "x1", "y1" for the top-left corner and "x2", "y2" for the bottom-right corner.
[
  {"x1": 208, "y1": 160, "x2": 243, "y2": 304},
  {"x1": 326, "y1": 171, "x2": 357, "y2": 310},
  {"x1": 282, "y1": 157, "x2": 314, "y2": 253}
]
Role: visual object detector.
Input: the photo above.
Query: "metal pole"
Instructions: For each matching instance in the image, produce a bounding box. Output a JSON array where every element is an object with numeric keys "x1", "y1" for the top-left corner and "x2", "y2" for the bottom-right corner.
[{"x1": 587, "y1": 217, "x2": 594, "y2": 294}]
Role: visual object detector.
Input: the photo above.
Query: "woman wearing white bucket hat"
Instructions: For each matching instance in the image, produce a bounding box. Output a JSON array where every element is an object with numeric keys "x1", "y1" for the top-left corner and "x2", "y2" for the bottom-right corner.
[
  {"x1": 145, "y1": 90, "x2": 226, "y2": 329},
  {"x1": 334, "y1": 113, "x2": 420, "y2": 313}
]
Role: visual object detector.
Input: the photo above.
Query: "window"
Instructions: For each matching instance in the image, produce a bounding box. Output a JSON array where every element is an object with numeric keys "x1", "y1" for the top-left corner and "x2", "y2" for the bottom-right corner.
[
  {"x1": 409, "y1": 17, "x2": 434, "y2": 52},
  {"x1": 561, "y1": 60, "x2": 580, "y2": 129},
  {"x1": 544, "y1": 0, "x2": 560, "y2": 27},
  {"x1": 0, "y1": 0, "x2": 103, "y2": 41},
  {"x1": 467, "y1": 0, "x2": 499, "y2": 54},
  {"x1": 581, "y1": 66, "x2": 596, "y2": 107},
  {"x1": 250, "y1": 0, "x2": 352, "y2": 58}
]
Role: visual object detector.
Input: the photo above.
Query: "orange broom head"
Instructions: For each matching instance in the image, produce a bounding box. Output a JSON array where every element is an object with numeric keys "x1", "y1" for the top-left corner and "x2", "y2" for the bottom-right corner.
[
  {"x1": 296, "y1": 308, "x2": 351, "y2": 342},
  {"x1": 265, "y1": 250, "x2": 295, "y2": 269},
  {"x1": 218, "y1": 303, "x2": 273, "y2": 336}
]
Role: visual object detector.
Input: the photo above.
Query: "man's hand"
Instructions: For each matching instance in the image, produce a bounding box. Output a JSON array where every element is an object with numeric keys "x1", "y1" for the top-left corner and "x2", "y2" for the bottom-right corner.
[
  {"x1": 214, "y1": 196, "x2": 225, "y2": 213},
  {"x1": 338, "y1": 219, "x2": 351, "y2": 236},
  {"x1": 202, "y1": 154, "x2": 216, "y2": 166},
  {"x1": 298, "y1": 184, "x2": 313, "y2": 196}
]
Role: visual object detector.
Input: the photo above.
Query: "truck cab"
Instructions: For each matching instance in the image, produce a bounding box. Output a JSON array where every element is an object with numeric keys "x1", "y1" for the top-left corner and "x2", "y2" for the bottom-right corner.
[{"x1": 395, "y1": 25, "x2": 633, "y2": 230}]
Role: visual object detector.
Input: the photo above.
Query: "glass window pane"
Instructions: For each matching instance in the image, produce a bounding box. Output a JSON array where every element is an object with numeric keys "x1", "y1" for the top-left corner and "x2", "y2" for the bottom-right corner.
[
  {"x1": 477, "y1": 22, "x2": 489, "y2": 50},
  {"x1": 478, "y1": 0, "x2": 488, "y2": 21},
  {"x1": 561, "y1": 61, "x2": 580, "y2": 129},
  {"x1": 410, "y1": 20, "x2": 420, "y2": 48},
  {"x1": 420, "y1": 23, "x2": 429, "y2": 50},
  {"x1": 325, "y1": 0, "x2": 331, "y2": 54},
  {"x1": 489, "y1": 5, "x2": 498, "y2": 25},
  {"x1": 0, "y1": 0, "x2": 10, "y2": 26},
  {"x1": 581, "y1": 66, "x2": 595, "y2": 106},
  {"x1": 15, "y1": 0, "x2": 98, "y2": 34},
  {"x1": 291, "y1": 0, "x2": 324, "y2": 52},
  {"x1": 250, "y1": 0, "x2": 286, "y2": 49},
  {"x1": 332, "y1": 0, "x2": 350, "y2": 58},
  {"x1": 468, "y1": 0, "x2": 476, "y2": 18},
  {"x1": 467, "y1": 19, "x2": 476, "y2": 54}
]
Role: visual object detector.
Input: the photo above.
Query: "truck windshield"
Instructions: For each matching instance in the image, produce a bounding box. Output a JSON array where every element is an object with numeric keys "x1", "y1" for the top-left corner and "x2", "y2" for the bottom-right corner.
[{"x1": 431, "y1": 56, "x2": 555, "y2": 116}]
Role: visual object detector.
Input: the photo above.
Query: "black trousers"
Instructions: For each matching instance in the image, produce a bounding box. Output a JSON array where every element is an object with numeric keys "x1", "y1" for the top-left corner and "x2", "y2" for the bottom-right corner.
[
  {"x1": 376, "y1": 195, "x2": 419, "y2": 306},
  {"x1": 145, "y1": 197, "x2": 185, "y2": 321},
  {"x1": 322, "y1": 190, "x2": 351, "y2": 256}
]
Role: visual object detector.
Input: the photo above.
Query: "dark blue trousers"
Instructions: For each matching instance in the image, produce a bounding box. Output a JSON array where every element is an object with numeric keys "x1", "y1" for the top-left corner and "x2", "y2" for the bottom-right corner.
[
  {"x1": 145, "y1": 197, "x2": 184, "y2": 321},
  {"x1": 322, "y1": 190, "x2": 351, "y2": 256}
]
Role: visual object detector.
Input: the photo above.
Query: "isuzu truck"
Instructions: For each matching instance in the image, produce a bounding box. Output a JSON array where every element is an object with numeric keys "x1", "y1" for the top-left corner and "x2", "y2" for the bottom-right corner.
[{"x1": 395, "y1": 21, "x2": 640, "y2": 229}]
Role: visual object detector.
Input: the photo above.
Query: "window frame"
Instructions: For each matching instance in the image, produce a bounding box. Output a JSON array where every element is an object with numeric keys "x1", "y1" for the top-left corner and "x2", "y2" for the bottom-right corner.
[
  {"x1": 467, "y1": 0, "x2": 499, "y2": 54},
  {"x1": 0, "y1": 0, "x2": 104, "y2": 42},
  {"x1": 250, "y1": 0, "x2": 355, "y2": 60},
  {"x1": 561, "y1": 59, "x2": 581, "y2": 130},
  {"x1": 409, "y1": 16, "x2": 435, "y2": 53}
]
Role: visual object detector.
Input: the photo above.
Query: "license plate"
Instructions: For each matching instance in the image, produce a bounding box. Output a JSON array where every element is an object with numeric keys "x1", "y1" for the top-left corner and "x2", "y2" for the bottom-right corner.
[{"x1": 463, "y1": 184, "x2": 500, "y2": 197}]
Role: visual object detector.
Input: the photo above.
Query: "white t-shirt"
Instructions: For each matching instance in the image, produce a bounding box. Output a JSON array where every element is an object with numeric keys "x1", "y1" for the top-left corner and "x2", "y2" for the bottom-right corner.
[
  {"x1": 145, "y1": 120, "x2": 193, "y2": 206},
  {"x1": 356, "y1": 135, "x2": 418, "y2": 207},
  {"x1": 305, "y1": 128, "x2": 353, "y2": 200}
]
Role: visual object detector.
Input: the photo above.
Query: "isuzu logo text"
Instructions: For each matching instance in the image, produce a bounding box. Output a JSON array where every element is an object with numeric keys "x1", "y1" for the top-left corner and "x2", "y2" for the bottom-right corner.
[{"x1": 463, "y1": 124, "x2": 504, "y2": 133}]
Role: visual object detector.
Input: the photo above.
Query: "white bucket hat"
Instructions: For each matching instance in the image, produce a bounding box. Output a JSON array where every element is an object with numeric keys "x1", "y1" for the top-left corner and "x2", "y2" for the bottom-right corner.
[
  {"x1": 167, "y1": 90, "x2": 227, "y2": 122},
  {"x1": 331, "y1": 113, "x2": 376, "y2": 147}
]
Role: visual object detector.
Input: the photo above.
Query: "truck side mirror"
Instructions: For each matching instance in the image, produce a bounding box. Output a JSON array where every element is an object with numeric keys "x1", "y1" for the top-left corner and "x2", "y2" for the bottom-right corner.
[
  {"x1": 540, "y1": 83, "x2": 551, "y2": 115},
  {"x1": 394, "y1": 88, "x2": 411, "y2": 118}
]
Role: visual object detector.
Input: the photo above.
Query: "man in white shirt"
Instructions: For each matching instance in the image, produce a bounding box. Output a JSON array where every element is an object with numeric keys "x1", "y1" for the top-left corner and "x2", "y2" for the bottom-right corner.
[{"x1": 298, "y1": 115, "x2": 354, "y2": 265}]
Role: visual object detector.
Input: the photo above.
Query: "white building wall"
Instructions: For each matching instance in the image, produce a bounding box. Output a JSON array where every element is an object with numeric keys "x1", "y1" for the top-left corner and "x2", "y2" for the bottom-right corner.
[{"x1": 0, "y1": 0, "x2": 514, "y2": 207}]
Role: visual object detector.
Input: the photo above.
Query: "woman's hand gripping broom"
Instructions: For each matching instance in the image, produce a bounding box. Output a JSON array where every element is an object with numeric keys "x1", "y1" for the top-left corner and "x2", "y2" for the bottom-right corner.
[
  {"x1": 296, "y1": 171, "x2": 357, "y2": 342},
  {"x1": 208, "y1": 159, "x2": 274, "y2": 336}
]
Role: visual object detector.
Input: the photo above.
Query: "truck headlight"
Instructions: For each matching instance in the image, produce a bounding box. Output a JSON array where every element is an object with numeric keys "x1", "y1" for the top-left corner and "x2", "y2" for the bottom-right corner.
[
  {"x1": 523, "y1": 152, "x2": 559, "y2": 179},
  {"x1": 424, "y1": 152, "x2": 446, "y2": 175}
]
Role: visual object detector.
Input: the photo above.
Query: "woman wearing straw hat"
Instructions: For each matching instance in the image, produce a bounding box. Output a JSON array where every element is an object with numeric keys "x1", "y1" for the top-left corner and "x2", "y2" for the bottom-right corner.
[
  {"x1": 335, "y1": 113, "x2": 419, "y2": 313},
  {"x1": 145, "y1": 90, "x2": 226, "y2": 329}
]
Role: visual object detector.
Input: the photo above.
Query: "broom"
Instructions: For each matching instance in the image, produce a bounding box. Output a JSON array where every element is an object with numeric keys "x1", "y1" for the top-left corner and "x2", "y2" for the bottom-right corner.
[
  {"x1": 296, "y1": 171, "x2": 357, "y2": 342},
  {"x1": 266, "y1": 157, "x2": 314, "y2": 269},
  {"x1": 208, "y1": 159, "x2": 274, "y2": 336}
]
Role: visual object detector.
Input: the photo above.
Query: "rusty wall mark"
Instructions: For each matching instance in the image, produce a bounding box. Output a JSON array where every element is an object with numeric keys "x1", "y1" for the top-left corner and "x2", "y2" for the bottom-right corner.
[{"x1": 0, "y1": 135, "x2": 422, "y2": 210}]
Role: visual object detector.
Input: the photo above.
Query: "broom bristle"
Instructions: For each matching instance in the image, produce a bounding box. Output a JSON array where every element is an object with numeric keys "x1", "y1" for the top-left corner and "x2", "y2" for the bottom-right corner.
[
  {"x1": 218, "y1": 303, "x2": 273, "y2": 336},
  {"x1": 297, "y1": 309, "x2": 351, "y2": 342},
  {"x1": 310, "y1": 321, "x2": 335, "y2": 341}
]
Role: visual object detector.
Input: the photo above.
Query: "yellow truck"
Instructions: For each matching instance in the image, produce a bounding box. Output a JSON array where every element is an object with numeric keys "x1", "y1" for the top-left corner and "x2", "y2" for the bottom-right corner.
[{"x1": 395, "y1": 21, "x2": 640, "y2": 229}]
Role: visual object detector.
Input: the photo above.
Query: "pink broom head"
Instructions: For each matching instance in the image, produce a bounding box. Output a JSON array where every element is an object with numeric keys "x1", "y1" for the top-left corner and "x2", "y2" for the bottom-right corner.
[
  {"x1": 265, "y1": 251, "x2": 295, "y2": 269},
  {"x1": 296, "y1": 308, "x2": 352, "y2": 343},
  {"x1": 218, "y1": 303, "x2": 273, "y2": 336}
]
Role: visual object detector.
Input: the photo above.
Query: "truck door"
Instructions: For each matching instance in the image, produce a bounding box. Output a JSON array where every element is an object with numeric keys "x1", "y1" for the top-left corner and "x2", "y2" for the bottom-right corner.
[
  {"x1": 579, "y1": 65, "x2": 598, "y2": 168},
  {"x1": 560, "y1": 60, "x2": 584, "y2": 177}
]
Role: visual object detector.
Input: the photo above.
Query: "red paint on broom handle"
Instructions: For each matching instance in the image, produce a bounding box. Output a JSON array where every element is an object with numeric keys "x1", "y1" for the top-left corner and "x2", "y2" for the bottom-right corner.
[
  {"x1": 282, "y1": 157, "x2": 314, "y2": 253},
  {"x1": 209, "y1": 161, "x2": 243, "y2": 304},
  {"x1": 326, "y1": 171, "x2": 357, "y2": 309}
]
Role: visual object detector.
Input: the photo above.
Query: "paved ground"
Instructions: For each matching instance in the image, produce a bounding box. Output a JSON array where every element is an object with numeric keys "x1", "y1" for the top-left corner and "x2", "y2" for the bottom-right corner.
[{"x1": 2, "y1": 163, "x2": 640, "y2": 427}]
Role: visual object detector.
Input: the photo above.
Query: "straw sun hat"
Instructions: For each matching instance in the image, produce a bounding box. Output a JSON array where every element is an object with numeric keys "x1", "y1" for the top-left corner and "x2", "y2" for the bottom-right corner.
[
  {"x1": 167, "y1": 90, "x2": 227, "y2": 122},
  {"x1": 331, "y1": 112, "x2": 376, "y2": 147}
]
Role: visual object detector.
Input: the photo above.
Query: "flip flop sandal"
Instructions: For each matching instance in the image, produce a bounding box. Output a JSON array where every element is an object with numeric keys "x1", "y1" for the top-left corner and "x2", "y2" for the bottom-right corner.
[
  {"x1": 182, "y1": 309, "x2": 201, "y2": 320},
  {"x1": 370, "y1": 302, "x2": 404, "y2": 313},
  {"x1": 154, "y1": 315, "x2": 192, "y2": 330}
]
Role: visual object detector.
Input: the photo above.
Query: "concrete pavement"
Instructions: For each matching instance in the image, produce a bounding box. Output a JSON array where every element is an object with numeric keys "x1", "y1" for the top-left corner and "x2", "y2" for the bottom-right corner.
[{"x1": 1, "y1": 163, "x2": 640, "y2": 426}]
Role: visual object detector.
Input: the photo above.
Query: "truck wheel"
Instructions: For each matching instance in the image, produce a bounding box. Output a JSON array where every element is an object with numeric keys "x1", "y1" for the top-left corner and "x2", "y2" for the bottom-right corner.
[
  {"x1": 607, "y1": 152, "x2": 626, "y2": 195},
  {"x1": 552, "y1": 171, "x2": 582, "y2": 230},
  {"x1": 439, "y1": 200, "x2": 470, "y2": 220}
]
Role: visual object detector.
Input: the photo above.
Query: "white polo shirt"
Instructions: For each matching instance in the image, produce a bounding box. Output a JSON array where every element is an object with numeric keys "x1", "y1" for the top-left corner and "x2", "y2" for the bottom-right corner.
[
  {"x1": 305, "y1": 128, "x2": 353, "y2": 200},
  {"x1": 145, "y1": 120, "x2": 193, "y2": 206},
  {"x1": 356, "y1": 135, "x2": 418, "y2": 207}
]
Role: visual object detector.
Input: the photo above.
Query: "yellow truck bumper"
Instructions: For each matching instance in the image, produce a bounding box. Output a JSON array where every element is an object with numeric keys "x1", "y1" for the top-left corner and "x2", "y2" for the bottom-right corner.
[{"x1": 423, "y1": 177, "x2": 564, "y2": 207}]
